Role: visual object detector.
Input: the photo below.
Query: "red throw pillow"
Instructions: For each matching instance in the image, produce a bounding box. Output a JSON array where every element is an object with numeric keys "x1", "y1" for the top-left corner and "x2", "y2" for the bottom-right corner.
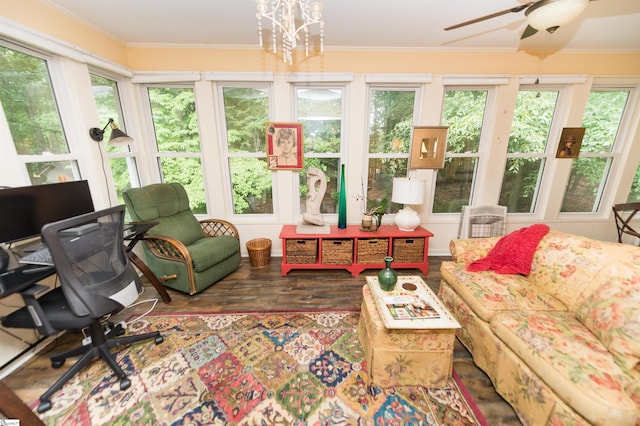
[{"x1": 467, "y1": 224, "x2": 550, "y2": 275}]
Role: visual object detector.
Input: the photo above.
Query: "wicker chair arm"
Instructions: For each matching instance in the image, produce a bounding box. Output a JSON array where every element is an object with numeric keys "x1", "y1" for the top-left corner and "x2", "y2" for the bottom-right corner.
[
  {"x1": 200, "y1": 219, "x2": 240, "y2": 240},
  {"x1": 143, "y1": 235, "x2": 192, "y2": 265}
]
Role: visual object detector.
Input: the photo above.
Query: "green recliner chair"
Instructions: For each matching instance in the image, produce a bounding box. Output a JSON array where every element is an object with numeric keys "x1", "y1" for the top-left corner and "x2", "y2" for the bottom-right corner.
[{"x1": 123, "y1": 183, "x2": 241, "y2": 295}]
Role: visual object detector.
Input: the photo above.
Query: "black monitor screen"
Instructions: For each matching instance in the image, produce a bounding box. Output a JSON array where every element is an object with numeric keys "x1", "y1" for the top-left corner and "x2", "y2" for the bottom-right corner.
[{"x1": 0, "y1": 181, "x2": 95, "y2": 244}]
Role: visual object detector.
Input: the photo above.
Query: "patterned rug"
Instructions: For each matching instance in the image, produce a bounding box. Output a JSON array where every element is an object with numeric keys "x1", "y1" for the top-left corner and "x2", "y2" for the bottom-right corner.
[{"x1": 35, "y1": 310, "x2": 488, "y2": 425}]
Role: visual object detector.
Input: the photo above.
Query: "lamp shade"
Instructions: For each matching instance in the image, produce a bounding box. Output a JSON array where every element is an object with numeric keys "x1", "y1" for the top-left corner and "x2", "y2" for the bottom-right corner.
[
  {"x1": 391, "y1": 178, "x2": 426, "y2": 206},
  {"x1": 108, "y1": 127, "x2": 134, "y2": 146},
  {"x1": 391, "y1": 178, "x2": 426, "y2": 232},
  {"x1": 89, "y1": 118, "x2": 134, "y2": 146},
  {"x1": 525, "y1": 0, "x2": 589, "y2": 32}
]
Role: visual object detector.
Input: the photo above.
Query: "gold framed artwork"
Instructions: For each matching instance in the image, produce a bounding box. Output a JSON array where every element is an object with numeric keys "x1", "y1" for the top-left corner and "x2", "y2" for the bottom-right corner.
[
  {"x1": 266, "y1": 122, "x2": 304, "y2": 170},
  {"x1": 555, "y1": 127, "x2": 586, "y2": 159},
  {"x1": 409, "y1": 126, "x2": 449, "y2": 169}
]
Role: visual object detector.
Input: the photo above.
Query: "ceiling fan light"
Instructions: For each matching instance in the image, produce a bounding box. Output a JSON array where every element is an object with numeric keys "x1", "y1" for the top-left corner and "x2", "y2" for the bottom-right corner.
[{"x1": 525, "y1": 0, "x2": 589, "y2": 32}]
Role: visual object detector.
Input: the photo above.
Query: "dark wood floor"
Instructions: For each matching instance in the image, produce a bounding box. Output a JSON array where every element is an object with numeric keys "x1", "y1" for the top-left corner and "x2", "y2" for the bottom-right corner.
[{"x1": 3, "y1": 256, "x2": 522, "y2": 425}]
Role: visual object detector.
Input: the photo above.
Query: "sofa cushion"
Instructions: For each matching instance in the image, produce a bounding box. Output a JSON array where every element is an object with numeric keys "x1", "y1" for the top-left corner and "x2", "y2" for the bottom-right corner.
[
  {"x1": 491, "y1": 310, "x2": 639, "y2": 426},
  {"x1": 528, "y1": 230, "x2": 634, "y2": 309},
  {"x1": 440, "y1": 262, "x2": 567, "y2": 322},
  {"x1": 574, "y1": 250, "x2": 640, "y2": 371},
  {"x1": 188, "y1": 235, "x2": 241, "y2": 272},
  {"x1": 449, "y1": 237, "x2": 500, "y2": 264}
]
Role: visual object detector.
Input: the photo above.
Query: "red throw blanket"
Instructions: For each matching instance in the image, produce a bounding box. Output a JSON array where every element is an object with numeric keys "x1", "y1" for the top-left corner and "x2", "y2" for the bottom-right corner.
[{"x1": 467, "y1": 224, "x2": 550, "y2": 275}]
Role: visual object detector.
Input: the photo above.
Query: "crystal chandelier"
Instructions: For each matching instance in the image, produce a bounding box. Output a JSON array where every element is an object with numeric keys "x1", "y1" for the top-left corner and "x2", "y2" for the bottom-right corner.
[{"x1": 256, "y1": 0, "x2": 324, "y2": 65}]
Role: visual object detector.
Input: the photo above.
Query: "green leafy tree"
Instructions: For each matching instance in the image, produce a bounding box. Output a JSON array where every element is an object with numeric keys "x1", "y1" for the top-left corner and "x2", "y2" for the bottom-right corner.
[{"x1": 148, "y1": 87, "x2": 205, "y2": 212}]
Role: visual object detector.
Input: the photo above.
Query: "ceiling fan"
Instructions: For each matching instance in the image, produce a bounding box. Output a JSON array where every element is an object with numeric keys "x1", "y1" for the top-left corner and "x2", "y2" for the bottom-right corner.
[{"x1": 444, "y1": 0, "x2": 595, "y2": 39}]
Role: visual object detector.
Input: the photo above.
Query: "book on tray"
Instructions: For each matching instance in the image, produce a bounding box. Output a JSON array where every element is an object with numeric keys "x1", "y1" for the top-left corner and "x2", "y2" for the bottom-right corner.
[{"x1": 383, "y1": 294, "x2": 440, "y2": 320}]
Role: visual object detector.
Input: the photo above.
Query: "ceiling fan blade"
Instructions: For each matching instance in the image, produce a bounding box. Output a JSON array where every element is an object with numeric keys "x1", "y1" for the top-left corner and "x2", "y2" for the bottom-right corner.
[
  {"x1": 444, "y1": 2, "x2": 533, "y2": 31},
  {"x1": 520, "y1": 24, "x2": 539, "y2": 39}
]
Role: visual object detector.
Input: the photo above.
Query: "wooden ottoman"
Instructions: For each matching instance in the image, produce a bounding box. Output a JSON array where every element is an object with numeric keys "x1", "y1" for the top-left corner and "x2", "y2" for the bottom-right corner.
[{"x1": 357, "y1": 276, "x2": 460, "y2": 388}]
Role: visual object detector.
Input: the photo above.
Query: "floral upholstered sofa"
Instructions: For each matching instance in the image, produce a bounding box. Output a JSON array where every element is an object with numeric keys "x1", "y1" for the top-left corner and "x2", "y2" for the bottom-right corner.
[{"x1": 438, "y1": 228, "x2": 640, "y2": 426}]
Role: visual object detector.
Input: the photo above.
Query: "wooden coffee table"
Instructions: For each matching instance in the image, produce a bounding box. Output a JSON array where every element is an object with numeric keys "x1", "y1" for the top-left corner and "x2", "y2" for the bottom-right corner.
[{"x1": 357, "y1": 275, "x2": 461, "y2": 387}]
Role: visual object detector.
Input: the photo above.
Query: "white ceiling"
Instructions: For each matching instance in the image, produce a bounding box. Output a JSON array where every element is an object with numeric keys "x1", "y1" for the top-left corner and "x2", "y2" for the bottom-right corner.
[{"x1": 43, "y1": 0, "x2": 640, "y2": 53}]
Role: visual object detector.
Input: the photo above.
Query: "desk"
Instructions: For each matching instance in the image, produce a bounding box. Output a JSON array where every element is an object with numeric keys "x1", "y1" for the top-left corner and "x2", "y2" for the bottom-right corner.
[
  {"x1": 124, "y1": 222, "x2": 172, "y2": 304},
  {"x1": 0, "y1": 265, "x2": 55, "y2": 298}
]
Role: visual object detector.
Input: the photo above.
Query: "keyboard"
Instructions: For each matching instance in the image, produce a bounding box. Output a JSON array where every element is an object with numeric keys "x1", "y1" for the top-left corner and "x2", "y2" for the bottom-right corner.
[{"x1": 19, "y1": 246, "x2": 54, "y2": 266}]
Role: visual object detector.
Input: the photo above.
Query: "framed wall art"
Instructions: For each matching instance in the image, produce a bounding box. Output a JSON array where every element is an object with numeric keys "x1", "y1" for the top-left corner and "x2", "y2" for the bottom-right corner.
[
  {"x1": 409, "y1": 126, "x2": 449, "y2": 169},
  {"x1": 555, "y1": 127, "x2": 585, "y2": 159},
  {"x1": 266, "y1": 122, "x2": 304, "y2": 170}
]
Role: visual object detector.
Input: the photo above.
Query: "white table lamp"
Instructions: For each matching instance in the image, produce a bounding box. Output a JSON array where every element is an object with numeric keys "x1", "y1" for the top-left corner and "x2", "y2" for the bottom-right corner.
[{"x1": 391, "y1": 178, "x2": 426, "y2": 231}]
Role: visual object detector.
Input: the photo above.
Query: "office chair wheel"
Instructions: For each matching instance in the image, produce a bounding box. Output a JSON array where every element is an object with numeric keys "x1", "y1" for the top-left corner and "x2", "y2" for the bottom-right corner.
[
  {"x1": 120, "y1": 378, "x2": 131, "y2": 391},
  {"x1": 155, "y1": 335, "x2": 164, "y2": 344},
  {"x1": 37, "y1": 400, "x2": 52, "y2": 413},
  {"x1": 52, "y1": 359, "x2": 65, "y2": 369}
]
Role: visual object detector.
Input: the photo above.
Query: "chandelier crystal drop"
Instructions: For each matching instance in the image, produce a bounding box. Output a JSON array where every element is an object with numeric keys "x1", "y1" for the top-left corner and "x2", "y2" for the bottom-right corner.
[{"x1": 256, "y1": 0, "x2": 324, "y2": 65}]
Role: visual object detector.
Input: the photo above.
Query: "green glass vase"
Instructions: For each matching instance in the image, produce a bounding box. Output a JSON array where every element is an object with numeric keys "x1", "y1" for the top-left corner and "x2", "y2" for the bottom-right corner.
[
  {"x1": 378, "y1": 256, "x2": 397, "y2": 291},
  {"x1": 338, "y1": 164, "x2": 347, "y2": 229}
]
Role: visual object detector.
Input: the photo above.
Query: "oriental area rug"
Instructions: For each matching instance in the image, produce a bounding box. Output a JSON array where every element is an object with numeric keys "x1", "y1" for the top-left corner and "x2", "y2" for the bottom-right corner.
[{"x1": 34, "y1": 310, "x2": 488, "y2": 425}]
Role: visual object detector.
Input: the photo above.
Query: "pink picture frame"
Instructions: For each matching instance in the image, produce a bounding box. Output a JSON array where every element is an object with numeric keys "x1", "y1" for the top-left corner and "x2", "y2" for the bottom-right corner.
[{"x1": 266, "y1": 122, "x2": 304, "y2": 170}]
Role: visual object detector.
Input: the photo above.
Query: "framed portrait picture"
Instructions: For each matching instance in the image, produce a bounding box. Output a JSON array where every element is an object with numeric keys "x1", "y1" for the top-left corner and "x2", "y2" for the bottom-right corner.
[
  {"x1": 266, "y1": 122, "x2": 304, "y2": 170},
  {"x1": 409, "y1": 126, "x2": 449, "y2": 169},
  {"x1": 556, "y1": 127, "x2": 586, "y2": 159}
]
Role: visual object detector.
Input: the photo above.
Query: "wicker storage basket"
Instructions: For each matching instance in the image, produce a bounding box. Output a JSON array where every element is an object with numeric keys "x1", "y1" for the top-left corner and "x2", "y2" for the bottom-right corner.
[
  {"x1": 246, "y1": 238, "x2": 272, "y2": 267},
  {"x1": 357, "y1": 238, "x2": 389, "y2": 264},
  {"x1": 286, "y1": 239, "x2": 318, "y2": 264},
  {"x1": 321, "y1": 239, "x2": 353, "y2": 264},
  {"x1": 392, "y1": 237, "x2": 425, "y2": 263}
]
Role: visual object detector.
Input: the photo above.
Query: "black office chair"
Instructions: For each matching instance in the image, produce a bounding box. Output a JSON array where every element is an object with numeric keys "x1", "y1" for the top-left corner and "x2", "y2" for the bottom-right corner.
[{"x1": 1, "y1": 205, "x2": 163, "y2": 413}]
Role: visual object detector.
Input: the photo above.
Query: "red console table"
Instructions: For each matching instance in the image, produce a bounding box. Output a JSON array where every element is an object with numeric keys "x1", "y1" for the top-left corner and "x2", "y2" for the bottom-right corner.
[{"x1": 279, "y1": 224, "x2": 433, "y2": 277}]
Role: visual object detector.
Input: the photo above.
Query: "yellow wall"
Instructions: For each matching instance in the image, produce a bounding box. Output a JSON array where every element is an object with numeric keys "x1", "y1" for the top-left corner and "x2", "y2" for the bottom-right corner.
[
  {"x1": 127, "y1": 47, "x2": 640, "y2": 75},
  {"x1": 3, "y1": 0, "x2": 640, "y2": 75}
]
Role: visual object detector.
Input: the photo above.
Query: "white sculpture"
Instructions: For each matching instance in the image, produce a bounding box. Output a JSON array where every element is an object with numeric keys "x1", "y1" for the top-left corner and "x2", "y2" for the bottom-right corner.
[{"x1": 302, "y1": 167, "x2": 327, "y2": 226}]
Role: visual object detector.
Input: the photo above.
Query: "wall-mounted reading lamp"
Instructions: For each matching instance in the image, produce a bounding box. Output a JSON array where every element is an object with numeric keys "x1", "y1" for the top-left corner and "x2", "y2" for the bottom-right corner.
[{"x1": 89, "y1": 118, "x2": 133, "y2": 146}]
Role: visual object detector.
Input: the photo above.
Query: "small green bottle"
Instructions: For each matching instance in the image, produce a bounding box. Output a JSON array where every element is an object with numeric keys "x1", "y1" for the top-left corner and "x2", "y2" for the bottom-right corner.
[{"x1": 378, "y1": 256, "x2": 397, "y2": 291}]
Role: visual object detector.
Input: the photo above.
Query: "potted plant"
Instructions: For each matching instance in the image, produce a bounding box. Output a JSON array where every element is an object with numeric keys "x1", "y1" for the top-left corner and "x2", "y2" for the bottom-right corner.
[{"x1": 362, "y1": 198, "x2": 388, "y2": 231}]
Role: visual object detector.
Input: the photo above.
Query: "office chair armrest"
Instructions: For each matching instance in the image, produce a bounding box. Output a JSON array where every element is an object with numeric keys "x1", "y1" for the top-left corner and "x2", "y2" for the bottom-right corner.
[
  {"x1": 200, "y1": 219, "x2": 240, "y2": 240},
  {"x1": 143, "y1": 235, "x2": 192, "y2": 265},
  {"x1": 19, "y1": 285, "x2": 58, "y2": 336}
]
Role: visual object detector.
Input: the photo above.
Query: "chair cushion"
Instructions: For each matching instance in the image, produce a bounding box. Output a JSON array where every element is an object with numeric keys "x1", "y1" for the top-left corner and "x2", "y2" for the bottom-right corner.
[
  {"x1": 124, "y1": 183, "x2": 204, "y2": 246},
  {"x1": 188, "y1": 235, "x2": 241, "y2": 272}
]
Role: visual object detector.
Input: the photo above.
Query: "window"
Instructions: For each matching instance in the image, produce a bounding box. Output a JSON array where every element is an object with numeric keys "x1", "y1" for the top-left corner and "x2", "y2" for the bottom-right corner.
[
  {"x1": 0, "y1": 43, "x2": 80, "y2": 183},
  {"x1": 90, "y1": 73, "x2": 139, "y2": 204},
  {"x1": 220, "y1": 85, "x2": 273, "y2": 215},
  {"x1": 628, "y1": 164, "x2": 640, "y2": 203},
  {"x1": 433, "y1": 89, "x2": 488, "y2": 213},
  {"x1": 499, "y1": 89, "x2": 558, "y2": 213},
  {"x1": 147, "y1": 86, "x2": 206, "y2": 213},
  {"x1": 561, "y1": 89, "x2": 630, "y2": 212},
  {"x1": 366, "y1": 88, "x2": 417, "y2": 213},
  {"x1": 295, "y1": 87, "x2": 344, "y2": 214}
]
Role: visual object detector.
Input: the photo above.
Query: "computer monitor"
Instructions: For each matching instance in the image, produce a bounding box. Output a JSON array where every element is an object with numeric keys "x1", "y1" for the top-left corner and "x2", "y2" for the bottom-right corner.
[{"x1": 0, "y1": 181, "x2": 95, "y2": 245}]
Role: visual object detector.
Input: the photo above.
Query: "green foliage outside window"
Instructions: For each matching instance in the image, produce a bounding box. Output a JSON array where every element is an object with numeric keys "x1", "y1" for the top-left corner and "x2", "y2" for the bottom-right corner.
[
  {"x1": 222, "y1": 87, "x2": 273, "y2": 214},
  {"x1": 296, "y1": 88, "x2": 343, "y2": 214},
  {"x1": 499, "y1": 90, "x2": 558, "y2": 213},
  {"x1": 0, "y1": 46, "x2": 68, "y2": 157},
  {"x1": 562, "y1": 90, "x2": 630, "y2": 212},
  {"x1": 367, "y1": 90, "x2": 415, "y2": 213},
  {"x1": 148, "y1": 87, "x2": 205, "y2": 213},
  {"x1": 434, "y1": 90, "x2": 487, "y2": 213}
]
